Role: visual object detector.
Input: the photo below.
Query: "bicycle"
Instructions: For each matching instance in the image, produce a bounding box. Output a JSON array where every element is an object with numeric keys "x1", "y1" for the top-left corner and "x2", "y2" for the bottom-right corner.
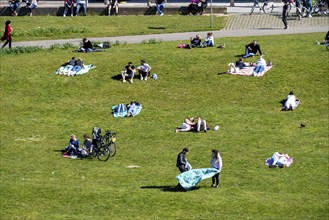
[
  {"x1": 89, "y1": 130, "x2": 117, "y2": 161},
  {"x1": 250, "y1": 0, "x2": 275, "y2": 15},
  {"x1": 313, "y1": 0, "x2": 328, "y2": 15}
]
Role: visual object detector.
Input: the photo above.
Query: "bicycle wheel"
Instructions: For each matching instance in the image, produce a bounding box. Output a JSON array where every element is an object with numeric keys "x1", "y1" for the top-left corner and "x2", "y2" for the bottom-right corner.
[
  {"x1": 97, "y1": 147, "x2": 110, "y2": 161},
  {"x1": 109, "y1": 142, "x2": 117, "y2": 157}
]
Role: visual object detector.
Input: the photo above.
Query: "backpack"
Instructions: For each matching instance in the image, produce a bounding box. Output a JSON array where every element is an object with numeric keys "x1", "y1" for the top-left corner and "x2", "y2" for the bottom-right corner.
[{"x1": 116, "y1": 103, "x2": 128, "y2": 117}]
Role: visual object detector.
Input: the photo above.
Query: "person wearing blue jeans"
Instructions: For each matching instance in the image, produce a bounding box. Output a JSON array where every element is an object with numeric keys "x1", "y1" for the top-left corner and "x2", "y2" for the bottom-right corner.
[
  {"x1": 26, "y1": 0, "x2": 38, "y2": 16},
  {"x1": 243, "y1": 40, "x2": 262, "y2": 58},
  {"x1": 252, "y1": 55, "x2": 266, "y2": 77},
  {"x1": 9, "y1": 0, "x2": 22, "y2": 16},
  {"x1": 156, "y1": 0, "x2": 165, "y2": 15},
  {"x1": 76, "y1": 0, "x2": 87, "y2": 16},
  {"x1": 305, "y1": 0, "x2": 312, "y2": 17}
]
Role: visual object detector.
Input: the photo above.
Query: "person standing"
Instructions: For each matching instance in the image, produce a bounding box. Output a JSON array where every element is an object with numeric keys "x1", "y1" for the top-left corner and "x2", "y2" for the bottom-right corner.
[
  {"x1": 210, "y1": 149, "x2": 222, "y2": 188},
  {"x1": 76, "y1": 0, "x2": 88, "y2": 16},
  {"x1": 1, "y1": 20, "x2": 13, "y2": 49},
  {"x1": 176, "y1": 148, "x2": 190, "y2": 173},
  {"x1": 282, "y1": 0, "x2": 289, "y2": 29}
]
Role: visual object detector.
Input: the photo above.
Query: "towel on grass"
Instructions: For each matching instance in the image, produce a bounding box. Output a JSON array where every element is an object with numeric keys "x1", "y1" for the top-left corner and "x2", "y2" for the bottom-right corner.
[
  {"x1": 54, "y1": 64, "x2": 96, "y2": 76},
  {"x1": 176, "y1": 168, "x2": 219, "y2": 190},
  {"x1": 227, "y1": 65, "x2": 273, "y2": 77},
  {"x1": 112, "y1": 102, "x2": 142, "y2": 118}
]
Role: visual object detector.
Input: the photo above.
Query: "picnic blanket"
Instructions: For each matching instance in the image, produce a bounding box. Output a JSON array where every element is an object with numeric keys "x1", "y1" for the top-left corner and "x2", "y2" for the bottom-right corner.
[
  {"x1": 176, "y1": 168, "x2": 219, "y2": 190},
  {"x1": 112, "y1": 102, "x2": 142, "y2": 118},
  {"x1": 228, "y1": 65, "x2": 273, "y2": 77},
  {"x1": 54, "y1": 64, "x2": 96, "y2": 76}
]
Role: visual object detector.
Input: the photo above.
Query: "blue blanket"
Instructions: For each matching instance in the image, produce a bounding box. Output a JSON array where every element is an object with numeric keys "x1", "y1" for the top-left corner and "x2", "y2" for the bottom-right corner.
[
  {"x1": 176, "y1": 168, "x2": 219, "y2": 190},
  {"x1": 54, "y1": 64, "x2": 95, "y2": 76},
  {"x1": 112, "y1": 102, "x2": 142, "y2": 118}
]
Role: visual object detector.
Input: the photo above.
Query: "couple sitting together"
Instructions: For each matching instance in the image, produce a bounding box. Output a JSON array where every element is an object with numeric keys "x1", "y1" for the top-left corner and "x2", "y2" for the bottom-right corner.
[
  {"x1": 121, "y1": 60, "x2": 152, "y2": 83},
  {"x1": 176, "y1": 116, "x2": 208, "y2": 133},
  {"x1": 188, "y1": 33, "x2": 215, "y2": 48}
]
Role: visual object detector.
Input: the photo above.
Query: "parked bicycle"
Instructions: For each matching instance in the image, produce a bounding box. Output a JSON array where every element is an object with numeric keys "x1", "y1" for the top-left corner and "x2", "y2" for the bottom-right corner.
[
  {"x1": 90, "y1": 128, "x2": 117, "y2": 161},
  {"x1": 313, "y1": 0, "x2": 328, "y2": 15},
  {"x1": 250, "y1": 0, "x2": 275, "y2": 15}
]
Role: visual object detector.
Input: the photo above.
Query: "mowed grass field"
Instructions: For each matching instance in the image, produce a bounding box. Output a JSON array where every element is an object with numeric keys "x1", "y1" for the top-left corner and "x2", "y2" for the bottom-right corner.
[{"x1": 0, "y1": 32, "x2": 328, "y2": 219}]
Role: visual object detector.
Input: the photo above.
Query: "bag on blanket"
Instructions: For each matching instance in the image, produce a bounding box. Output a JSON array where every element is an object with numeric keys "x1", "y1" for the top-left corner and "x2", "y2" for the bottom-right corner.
[{"x1": 112, "y1": 104, "x2": 128, "y2": 118}]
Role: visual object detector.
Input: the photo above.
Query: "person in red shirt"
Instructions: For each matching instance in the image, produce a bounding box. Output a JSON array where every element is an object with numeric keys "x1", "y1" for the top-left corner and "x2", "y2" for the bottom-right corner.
[{"x1": 1, "y1": 20, "x2": 13, "y2": 49}]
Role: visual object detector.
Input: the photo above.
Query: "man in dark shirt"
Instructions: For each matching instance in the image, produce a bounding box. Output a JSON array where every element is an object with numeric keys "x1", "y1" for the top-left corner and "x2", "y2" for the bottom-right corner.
[
  {"x1": 176, "y1": 148, "x2": 190, "y2": 173},
  {"x1": 121, "y1": 62, "x2": 135, "y2": 83},
  {"x1": 82, "y1": 38, "x2": 93, "y2": 52},
  {"x1": 282, "y1": 0, "x2": 289, "y2": 29},
  {"x1": 243, "y1": 40, "x2": 262, "y2": 58}
]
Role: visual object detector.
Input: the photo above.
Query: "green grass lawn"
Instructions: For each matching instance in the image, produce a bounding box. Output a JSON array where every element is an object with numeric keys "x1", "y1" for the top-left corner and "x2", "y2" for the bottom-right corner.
[
  {"x1": 0, "y1": 15, "x2": 226, "y2": 42},
  {"x1": 0, "y1": 32, "x2": 328, "y2": 219}
]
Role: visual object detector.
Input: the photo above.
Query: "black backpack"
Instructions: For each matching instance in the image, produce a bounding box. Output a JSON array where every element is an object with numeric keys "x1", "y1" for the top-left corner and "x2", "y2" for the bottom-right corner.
[{"x1": 92, "y1": 127, "x2": 102, "y2": 147}]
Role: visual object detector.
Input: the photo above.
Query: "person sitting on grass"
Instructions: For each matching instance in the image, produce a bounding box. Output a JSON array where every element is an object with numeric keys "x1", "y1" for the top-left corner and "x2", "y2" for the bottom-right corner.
[
  {"x1": 252, "y1": 55, "x2": 266, "y2": 77},
  {"x1": 136, "y1": 60, "x2": 151, "y2": 81},
  {"x1": 176, "y1": 116, "x2": 208, "y2": 132},
  {"x1": 188, "y1": 34, "x2": 202, "y2": 48},
  {"x1": 202, "y1": 32, "x2": 214, "y2": 47},
  {"x1": 79, "y1": 38, "x2": 93, "y2": 52},
  {"x1": 227, "y1": 57, "x2": 247, "y2": 73},
  {"x1": 121, "y1": 61, "x2": 135, "y2": 83},
  {"x1": 282, "y1": 91, "x2": 299, "y2": 111},
  {"x1": 65, "y1": 134, "x2": 80, "y2": 158},
  {"x1": 243, "y1": 40, "x2": 262, "y2": 58}
]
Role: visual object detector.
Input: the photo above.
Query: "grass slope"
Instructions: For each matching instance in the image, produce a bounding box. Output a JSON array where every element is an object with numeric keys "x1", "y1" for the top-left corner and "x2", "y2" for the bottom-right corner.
[
  {"x1": 0, "y1": 32, "x2": 328, "y2": 219},
  {"x1": 0, "y1": 15, "x2": 226, "y2": 42}
]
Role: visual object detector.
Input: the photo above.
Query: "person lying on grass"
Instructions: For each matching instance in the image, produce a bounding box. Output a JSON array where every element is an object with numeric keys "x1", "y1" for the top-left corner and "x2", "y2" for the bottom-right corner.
[
  {"x1": 227, "y1": 57, "x2": 247, "y2": 74},
  {"x1": 176, "y1": 116, "x2": 208, "y2": 132},
  {"x1": 269, "y1": 152, "x2": 292, "y2": 168}
]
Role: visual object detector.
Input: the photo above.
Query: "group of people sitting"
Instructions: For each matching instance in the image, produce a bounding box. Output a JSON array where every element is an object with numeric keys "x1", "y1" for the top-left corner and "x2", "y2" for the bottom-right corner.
[
  {"x1": 188, "y1": 0, "x2": 208, "y2": 15},
  {"x1": 121, "y1": 60, "x2": 152, "y2": 83},
  {"x1": 226, "y1": 40, "x2": 273, "y2": 77},
  {"x1": 179, "y1": 33, "x2": 214, "y2": 49},
  {"x1": 56, "y1": 57, "x2": 85, "y2": 76},
  {"x1": 9, "y1": 0, "x2": 38, "y2": 16},
  {"x1": 64, "y1": 134, "x2": 93, "y2": 158},
  {"x1": 176, "y1": 116, "x2": 208, "y2": 133}
]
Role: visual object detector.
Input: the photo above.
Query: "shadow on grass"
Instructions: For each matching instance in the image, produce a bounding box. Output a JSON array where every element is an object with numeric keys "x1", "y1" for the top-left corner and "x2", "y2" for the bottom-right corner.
[
  {"x1": 148, "y1": 27, "x2": 166, "y2": 29},
  {"x1": 141, "y1": 185, "x2": 201, "y2": 192},
  {"x1": 112, "y1": 74, "x2": 122, "y2": 81},
  {"x1": 217, "y1": 72, "x2": 228, "y2": 75}
]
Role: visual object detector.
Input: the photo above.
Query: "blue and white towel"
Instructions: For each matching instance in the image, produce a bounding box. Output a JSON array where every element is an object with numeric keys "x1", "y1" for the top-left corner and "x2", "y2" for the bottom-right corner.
[{"x1": 176, "y1": 168, "x2": 219, "y2": 190}]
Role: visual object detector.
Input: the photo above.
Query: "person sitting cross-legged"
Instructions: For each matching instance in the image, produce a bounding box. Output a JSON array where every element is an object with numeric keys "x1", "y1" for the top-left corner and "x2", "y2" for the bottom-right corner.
[
  {"x1": 136, "y1": 60, "x2": 151, "y2": 81},
  {"x1": 243, "y1": 40, "x2": 262, "y2": 58}
]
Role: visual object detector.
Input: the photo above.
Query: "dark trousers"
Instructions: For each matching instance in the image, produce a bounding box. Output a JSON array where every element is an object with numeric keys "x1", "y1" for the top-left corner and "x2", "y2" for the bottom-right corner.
[
  {"x1": 212, "y1": 173, "x2": 220, "y2": 186},
  {"x1": 2, "y1": 36, "x2": 12, "y2": 49},
  {"x1": 282, "y1": 4, "x2": 288, "y2": 28}
]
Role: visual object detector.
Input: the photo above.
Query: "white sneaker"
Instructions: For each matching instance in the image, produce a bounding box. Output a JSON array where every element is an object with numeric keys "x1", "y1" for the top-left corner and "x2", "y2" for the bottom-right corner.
[
  {"x1": 129, "y1": 79, "x2": 133, "y2": 83},
  {"x1": 307, "y1": 14, "x2": 312, "y2": 17},
  {"x1": 63, "y1": 14, "x2": 66, "y2": 17},
  {"x1": 140, "y1": 77, "x2": 143, "y2": 80},
  {"x1": 144, "y1": 77, "x2": 147, "y2": 81},
  {"x1": 71, "y1": 14, "x2": 73, "y2": 17},
  {"x1": 122, "y1": 80, "x2": 126, "y2": 83},
  {"x1": 160, "y1": 13, "x2": 164, "y2": 16}
]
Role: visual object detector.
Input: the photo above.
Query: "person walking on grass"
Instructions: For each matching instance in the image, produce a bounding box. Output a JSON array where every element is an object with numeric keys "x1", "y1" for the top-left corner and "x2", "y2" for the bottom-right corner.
[
  {"x1": 1, "y1": 20, "x2": 13, "y2": 49},
  {"x1": 210, "y1": 149, "x2": 222, "y2": 188}
]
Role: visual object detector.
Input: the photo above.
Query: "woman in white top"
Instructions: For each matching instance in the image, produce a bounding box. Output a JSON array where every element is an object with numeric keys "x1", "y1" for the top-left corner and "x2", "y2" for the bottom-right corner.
[
  {"x1": 283, "y1": 91, "x2": 297, "y2": 111},
  {"x1": 252, "y1": 55, "x2": 266, "y2": 77},
  {"x1": 210, "y1": 149, "x2": 222, "y2": 188},
  {"x1": 202, "y1": 32, "x2": 214, "y2": 47}
]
